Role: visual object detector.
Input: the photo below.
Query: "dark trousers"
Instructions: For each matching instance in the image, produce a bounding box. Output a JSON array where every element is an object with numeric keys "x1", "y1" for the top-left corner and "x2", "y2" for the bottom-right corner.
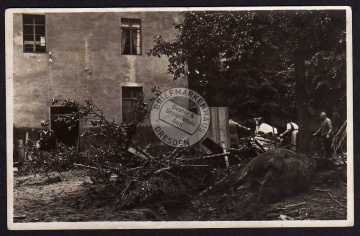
[{"x1": 322, "y1": 135, "x2": 332, "y2": 158}]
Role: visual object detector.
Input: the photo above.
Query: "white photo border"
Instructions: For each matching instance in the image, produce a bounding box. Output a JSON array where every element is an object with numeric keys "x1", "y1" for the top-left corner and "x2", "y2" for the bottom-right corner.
[{"x1": 5, "y1": 6, "x2": 354, "y2": 230}]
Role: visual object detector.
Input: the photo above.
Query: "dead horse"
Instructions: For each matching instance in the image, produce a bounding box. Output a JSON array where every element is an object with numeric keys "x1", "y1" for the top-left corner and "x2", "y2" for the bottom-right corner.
[{"x1": 234, "y1": 149, "x2": 335, "y2": 203}]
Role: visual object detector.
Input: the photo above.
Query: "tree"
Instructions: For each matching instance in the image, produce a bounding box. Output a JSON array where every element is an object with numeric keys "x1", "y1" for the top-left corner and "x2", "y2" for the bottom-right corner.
[
  {"x1": 148, "y1": 10, "x2": 346, "y2": 152},
  {"x1": 258, "y1": 10, "x2": 346, "y2": 151}
]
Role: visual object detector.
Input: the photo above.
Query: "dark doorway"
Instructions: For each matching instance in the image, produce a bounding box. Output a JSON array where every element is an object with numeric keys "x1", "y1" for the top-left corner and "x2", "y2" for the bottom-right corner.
[{"x1": 50, "y1": 106, "x2": 79, "y2": 148}]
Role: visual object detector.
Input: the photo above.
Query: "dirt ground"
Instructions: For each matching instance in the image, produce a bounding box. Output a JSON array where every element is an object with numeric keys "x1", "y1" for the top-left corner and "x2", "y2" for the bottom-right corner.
[{"x1": 13, "y1": 161, "x2": 347, "y2": 222}]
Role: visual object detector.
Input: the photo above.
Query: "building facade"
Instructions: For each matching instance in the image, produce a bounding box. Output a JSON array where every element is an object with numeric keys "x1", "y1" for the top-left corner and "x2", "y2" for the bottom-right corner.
[{"x1": 12, "y1": 11, "x2": 188, "y2": 147}]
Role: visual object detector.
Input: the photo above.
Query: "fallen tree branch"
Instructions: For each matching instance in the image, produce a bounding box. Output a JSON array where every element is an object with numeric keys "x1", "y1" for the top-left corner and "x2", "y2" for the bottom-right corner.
[
  {"x1": 334, "y1": 131, "x2": 347, "y2": 164},
  {"x1": 331, "y1": 120, "x2": 347, "y2": 148}
]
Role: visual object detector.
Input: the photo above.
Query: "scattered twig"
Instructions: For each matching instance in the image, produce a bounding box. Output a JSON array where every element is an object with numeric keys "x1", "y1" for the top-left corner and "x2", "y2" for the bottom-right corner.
[
  {"x1": 74, "y1": 163, "x2": 117, "y2": 171},
  {"x1": 128, "y1": 166, "x2": 144, "y2": 171},
  {"x1": 89, "y1": 161, "x2": 117, "y2": 171},
  {"x1": 74, "y1": 163, "x2": 102, "y2": 171},
  {"x1": 201, "y1": 152, "x2": 231, "y2": 159},
  {"x1": 267, "y1": 210, "x2": 298, "y2": 217},
  {"x1": 185, "y1": 164, "x2": 211, "y2": 168},
  {"x1": 315, "y1": 188, "x2": 330, "y2": 192},
  {"x1": 331, "y1": 120, "x2": 347, "y2": 148},
  {"x1": 121, "y1": 181, "x2": 133, "y2": 198},
  {"x1": 14, "y1": 215, "x2": 27, "y2": 220},
  {"x1": 284, "y1": 202, "x2": 307, "y2": 208},
  {"x1": 327, "y1": 192, "x2": 346, "y2": 208},
  {"x1": 153, "y1": 166, "x2": 172, "y2": 175}
]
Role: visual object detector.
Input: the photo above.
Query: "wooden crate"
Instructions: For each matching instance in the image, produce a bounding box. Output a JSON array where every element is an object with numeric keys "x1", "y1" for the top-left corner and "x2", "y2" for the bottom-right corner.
[{"x1": 199, "y1": 107, "x2": 230, "y2": 151}]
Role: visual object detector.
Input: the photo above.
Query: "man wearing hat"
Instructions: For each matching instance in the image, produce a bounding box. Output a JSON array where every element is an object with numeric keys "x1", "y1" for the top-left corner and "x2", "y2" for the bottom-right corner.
[{"x1": 37, "y1": 119, "x2": 58, "y2": 151}]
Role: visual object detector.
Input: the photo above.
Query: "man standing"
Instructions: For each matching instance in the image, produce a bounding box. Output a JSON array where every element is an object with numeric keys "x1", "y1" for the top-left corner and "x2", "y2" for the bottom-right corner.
[
  {"x1": 280, "y1": 120, "x2": 299, "y2": 152},
  {"x1": 229, "y1": 118, "x2": 251, "y2": 148},
  {"x1": 37, "y1": 119, "x2": 57, "y2": 151},
  {"x1": 313, "y1": 112, "x2": 333, "y2": 158}
]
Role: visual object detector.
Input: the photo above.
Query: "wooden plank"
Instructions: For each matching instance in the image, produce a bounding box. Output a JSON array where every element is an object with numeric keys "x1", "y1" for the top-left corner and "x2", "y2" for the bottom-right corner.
[
  {"x1": 218, "y1": 107, "x2": 230, "y2": 149},
  {"x1": 209, "y1": 107, "x2": 220, "y2": 144},
  {"x1": 221, "y1": 142, "x2": 230, "y2": 168},
  {"x1": 127, "y1": 147, "x2": 149, "y2": 160},
  {"x1": 202, "y1": 107, "x2": 230, "y2": 151},
  {"x1": 202, "y1": 137, "x2": 223, "y2": 154}
]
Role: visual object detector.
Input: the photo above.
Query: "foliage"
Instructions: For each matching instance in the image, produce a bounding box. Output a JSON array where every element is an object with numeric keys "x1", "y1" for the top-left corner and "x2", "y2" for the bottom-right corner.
[
  {"x1": 147, "y1": 10, "x2": 347, "y2": 129},
  {"x1": 51, "y1": 94, "x2": 149, "y2": 149},
  {"x1": 20, "y1": 141, "x2": 78, "y2": 178},
  {"x1": 19, "y1": 92, "x2": 150, "y2": 178},
  {"x1": 306, "y1": 51, "x2": 347, "y2": 120},
  {"x1": 148, "y1": 11, "x2": 259, "y2": 80}
]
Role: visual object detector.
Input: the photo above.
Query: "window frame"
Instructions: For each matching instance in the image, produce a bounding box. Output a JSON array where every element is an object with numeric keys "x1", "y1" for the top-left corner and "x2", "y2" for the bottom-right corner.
[
  {"x1": 121, "y1": 18, "x2": 142, "y2": 55},
  {"x1": 22, "y1": 14, "x2": 46, "y2": 53},
  {"x1": 121, "y1": 86, "x2": 143, "y2": 122}
]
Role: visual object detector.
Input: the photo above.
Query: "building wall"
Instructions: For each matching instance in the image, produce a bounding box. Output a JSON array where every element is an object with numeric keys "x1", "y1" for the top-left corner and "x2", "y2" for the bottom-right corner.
[{"x1": 13, "y1": 11, "x2": 187, "y2": 128}]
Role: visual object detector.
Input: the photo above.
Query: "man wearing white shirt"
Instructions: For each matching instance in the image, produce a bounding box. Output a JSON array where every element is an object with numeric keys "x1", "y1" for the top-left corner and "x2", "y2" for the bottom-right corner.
[{"x1": 280, "y1": 121, "x2": 299, "y2": 152}]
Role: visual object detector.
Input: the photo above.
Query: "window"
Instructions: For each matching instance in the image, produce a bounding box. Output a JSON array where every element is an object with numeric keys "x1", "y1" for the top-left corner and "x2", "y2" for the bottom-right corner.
[
  {"x1": 121, "y1": 18, "x2": 141, "y2": 55},
  {"x1": 122, "y1": 87, "x2": 143, "y2": 122},
  {"x1": 23, "y1": 14, "x2": 46, "y2": 53}
]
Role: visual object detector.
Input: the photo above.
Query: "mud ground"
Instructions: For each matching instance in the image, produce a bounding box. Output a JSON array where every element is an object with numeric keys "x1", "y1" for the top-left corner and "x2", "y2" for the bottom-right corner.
[{"x1": 13, "y1": 164, "x2": 347, "y2": 222}]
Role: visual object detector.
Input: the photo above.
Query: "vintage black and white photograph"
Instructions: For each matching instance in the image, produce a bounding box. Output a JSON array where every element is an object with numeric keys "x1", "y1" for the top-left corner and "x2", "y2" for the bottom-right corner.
[{"x1": 6, "y1": 7, "x2": 353, "y2": 229}]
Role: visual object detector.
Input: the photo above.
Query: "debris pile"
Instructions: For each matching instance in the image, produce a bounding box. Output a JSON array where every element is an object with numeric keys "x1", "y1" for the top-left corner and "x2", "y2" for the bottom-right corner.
[
  {"x1": 15, "y1": 96, "x2": 345, "y2": 216},
  {"x1": 198, "y1": 149, "x2": 339, "y2": 203}
]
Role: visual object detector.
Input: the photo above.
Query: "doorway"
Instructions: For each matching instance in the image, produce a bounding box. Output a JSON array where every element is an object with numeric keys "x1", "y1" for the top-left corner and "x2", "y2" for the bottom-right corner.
[{"x1": 50, "y1": 106, "x2": 79, "y2": 148}]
